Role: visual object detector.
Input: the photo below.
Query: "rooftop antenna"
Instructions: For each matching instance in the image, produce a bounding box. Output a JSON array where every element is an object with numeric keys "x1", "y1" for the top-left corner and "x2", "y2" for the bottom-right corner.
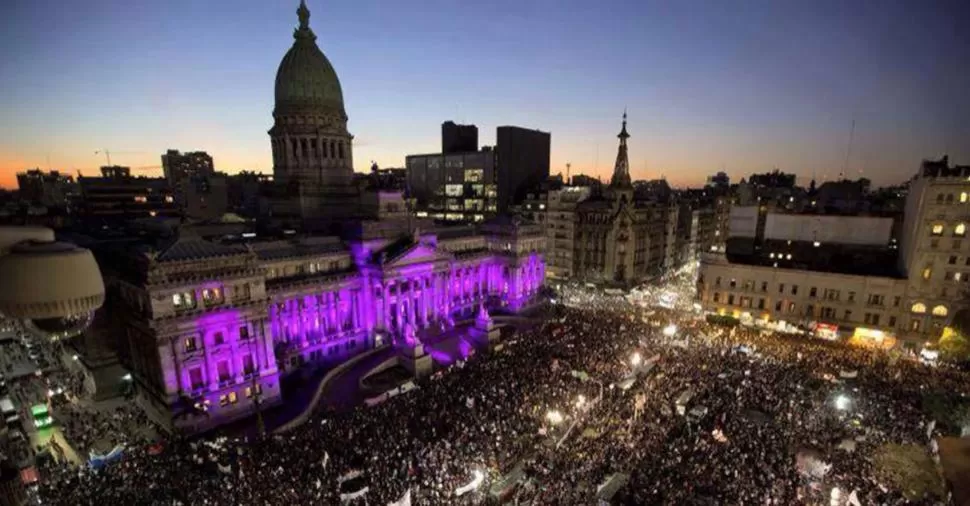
[
  {"x1": 841, "y1": 119, "x2": 855, "y2": 181},
  {"x1": 566, "y1": 163, "x2": 571, "y2": 184}
]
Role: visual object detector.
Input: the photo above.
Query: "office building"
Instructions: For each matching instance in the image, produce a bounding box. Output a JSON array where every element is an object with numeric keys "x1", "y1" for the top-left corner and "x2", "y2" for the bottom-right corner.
[
  {"x1": 406, "y1": 123, "x2": 550, "y2": 223},
  {"x1": 73, "y1": 167, "x2": 179, "y2": 224},
  {"x1": 442, "y1": 121, "x2": 478, "y2": 154},
  {"x1": 496, "y1": 126, "x2": 550, "y2": 213},
  {"x1": 406, "y1": 149, "x2": 498, "y2": 222}
]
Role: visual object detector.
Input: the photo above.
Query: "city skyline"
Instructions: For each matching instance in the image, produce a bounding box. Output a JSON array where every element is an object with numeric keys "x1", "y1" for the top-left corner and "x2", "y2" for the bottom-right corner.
[{"x1": 1, "y1": 0, "x2": 968, "y2": 190}]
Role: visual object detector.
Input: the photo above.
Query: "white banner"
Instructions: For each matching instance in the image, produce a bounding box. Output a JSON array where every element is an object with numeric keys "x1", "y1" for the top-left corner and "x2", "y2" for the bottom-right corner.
[
  {"x1": 455, "y1": 470, "x2": 485, "y2": 497},
  {"x1": 388, "y1": 489, "x2": 411, "y2": 506}
]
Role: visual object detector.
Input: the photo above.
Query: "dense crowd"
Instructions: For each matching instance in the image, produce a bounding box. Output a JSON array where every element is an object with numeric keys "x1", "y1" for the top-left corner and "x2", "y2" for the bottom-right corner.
[
  {"x1": 36, "y1": 279, "x2": 968, "y2": 505},
  {"x1": 57, "y1": 402, "x2": 159, "y2": 457}
]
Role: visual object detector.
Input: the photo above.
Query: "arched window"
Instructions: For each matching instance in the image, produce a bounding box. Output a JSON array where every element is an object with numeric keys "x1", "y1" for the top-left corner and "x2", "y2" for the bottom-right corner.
[
  {"x1": 932, "y1": 305, "x2": 948, "y2": 317},
  {"x1": 911, "y1": 302, "x2": 927, "y2": 314},
  {"x1": 931, "y1": 224, "x2": 944, "y2": 236},
  {"x1": 956, "y1": 223, "x2": 966, "y2": 237}
]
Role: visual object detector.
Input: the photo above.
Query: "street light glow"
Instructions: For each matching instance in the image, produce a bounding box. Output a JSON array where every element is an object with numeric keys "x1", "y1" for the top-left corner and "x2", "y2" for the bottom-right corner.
[
  {"x1": 631, "y1": 352, "x2": 642, "y2": 366},
  {"x1": 835, "y1": 394, "x2": 850, "y2": 411},
  {"x1": 546, "y1": 410, "x2": 564, "y2": 425},
  {"x1": 662, "y1": 324, "x2": 677, "y2": 337}
]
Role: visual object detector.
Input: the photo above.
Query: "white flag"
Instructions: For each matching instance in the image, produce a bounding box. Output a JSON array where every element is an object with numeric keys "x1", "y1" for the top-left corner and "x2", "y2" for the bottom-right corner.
[{"x1": 847, "y1": 489, "x2": 861, "y2": 506}]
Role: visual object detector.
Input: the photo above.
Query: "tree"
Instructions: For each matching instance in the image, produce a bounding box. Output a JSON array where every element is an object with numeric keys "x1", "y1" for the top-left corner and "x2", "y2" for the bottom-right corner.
[
  {"x1": 938, "y1": 326, "x2": 970, "y2": 363},
  {"x1": 871, "y1": 443, "x2": 944, "y2": 501}
]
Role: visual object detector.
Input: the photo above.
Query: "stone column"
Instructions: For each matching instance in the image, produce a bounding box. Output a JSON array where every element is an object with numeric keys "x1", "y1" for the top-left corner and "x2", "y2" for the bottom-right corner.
[
  {"x1": 421, "y1": 275, "x2": 429, "y2": 326},
  {"x1": 298, "y1": 298, "x2": 308, "y2": 347},
  {"x1": 329, "y1": 292, "x2": 338, "y2": 334},
  {"x1": 407, "y1": 279, "x2": 417, "y2": 327},
  {"x1": 204, "y1": 334, "x2": 218, "y2": 390},
  {"x1": 383, "y1": 283, "x2": 391, "y2": 330}
]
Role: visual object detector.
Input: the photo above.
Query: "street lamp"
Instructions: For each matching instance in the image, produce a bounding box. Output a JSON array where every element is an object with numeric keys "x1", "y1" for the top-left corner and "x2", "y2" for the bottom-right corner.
[
  {"x1": 575, "y1": 395, "x2": 587, "y2": 409},
  {"x1": 546, "y1": 410, "x2": 564, "y2": 425}
]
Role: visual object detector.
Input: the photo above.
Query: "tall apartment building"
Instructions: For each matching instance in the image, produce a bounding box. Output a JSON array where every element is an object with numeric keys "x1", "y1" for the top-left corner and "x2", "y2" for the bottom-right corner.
[
  {"x1": 161, "y1": 150, "x2": 215, "y2": 184},
  {"x1": 16, "y1": 169, "x2": 76, "y2": 208},
  {"x1": 518, "y1": 187, "x2": 592, "y2": 281},
  {"x1": 546, "y1": 187, "x2": 591, "y2": 279},
  {"x1": 898, "y1": 156, "x2": 970, "y2": 334},
  {"x1": 697, "y1": 155, "x2": 969, "y2": 346}
]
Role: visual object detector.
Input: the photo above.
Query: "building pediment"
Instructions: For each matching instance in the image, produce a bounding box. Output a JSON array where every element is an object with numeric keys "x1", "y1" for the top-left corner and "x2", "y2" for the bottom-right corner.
[{"x1": 380, "y1": 242, "x2": 452, "y2": 269}]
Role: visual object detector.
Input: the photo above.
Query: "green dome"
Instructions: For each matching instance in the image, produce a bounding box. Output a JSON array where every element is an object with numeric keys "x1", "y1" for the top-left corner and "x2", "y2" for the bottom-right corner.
[{"x1": 274, "y1": 1, "x2": 345, "y2": 117}]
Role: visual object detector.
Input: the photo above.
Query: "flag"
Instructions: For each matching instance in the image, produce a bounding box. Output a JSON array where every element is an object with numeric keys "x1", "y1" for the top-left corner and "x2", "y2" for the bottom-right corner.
[
  {"x1": 338, "y1": 470, "x2": 370, "y2": 502},
  {"x1": 388, "y1": 489, "x2": 411, "y2": 506},
  {"x1": 847, "y1": 489, "x2": 861, "y2": 506}
]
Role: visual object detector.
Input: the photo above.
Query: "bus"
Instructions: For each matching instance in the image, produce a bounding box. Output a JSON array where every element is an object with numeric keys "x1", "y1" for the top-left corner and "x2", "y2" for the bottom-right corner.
[{"x1": 31, "y1": 404, "x2": 53, "y2": 429}]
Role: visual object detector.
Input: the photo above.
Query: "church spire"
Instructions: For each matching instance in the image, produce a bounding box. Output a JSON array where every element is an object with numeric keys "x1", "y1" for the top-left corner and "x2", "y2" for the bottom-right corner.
[
  {"x1": 610, "y1": 110, "x2": 632, "y2": 188},
  {"x1": 295, "y1": 0, "x2": 316, "y2": 40}
]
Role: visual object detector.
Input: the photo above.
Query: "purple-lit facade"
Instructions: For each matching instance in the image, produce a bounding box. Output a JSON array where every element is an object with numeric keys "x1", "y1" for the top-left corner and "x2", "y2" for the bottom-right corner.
[
  {"x1": 115, "y1": 221, "x2": 544, "y2": 433},
  {"x1": 106, "y1": 1, "x2": 551, "y2": 434}
]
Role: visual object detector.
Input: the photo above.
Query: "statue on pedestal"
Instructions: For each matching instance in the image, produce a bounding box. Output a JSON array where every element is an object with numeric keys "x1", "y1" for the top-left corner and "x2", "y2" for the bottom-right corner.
[
  {"x1": 402, "y1": 323, "x2": 416, "y2": 346},
  {"x1": 476, "y1": 303, "x2": 491, "y2": 324}
]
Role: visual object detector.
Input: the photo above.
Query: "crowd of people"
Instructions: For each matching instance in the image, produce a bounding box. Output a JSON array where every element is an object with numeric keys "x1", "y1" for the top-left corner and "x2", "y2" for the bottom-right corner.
[
  {"x1": 57, "y1": 402, "x2": 159, "y2": 458},
  {"x1": 34, "y1": 276, "x2": 969, "y2": 505}
]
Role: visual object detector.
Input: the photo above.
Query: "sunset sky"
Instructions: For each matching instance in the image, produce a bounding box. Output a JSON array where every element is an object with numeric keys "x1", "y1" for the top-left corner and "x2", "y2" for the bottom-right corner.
[{"x1": 1, "y1": 0, "x2": 968, "y2": 190}]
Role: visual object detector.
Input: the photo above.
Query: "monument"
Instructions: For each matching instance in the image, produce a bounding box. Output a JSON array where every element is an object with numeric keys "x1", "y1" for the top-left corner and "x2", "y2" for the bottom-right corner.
[{"x1": 470, "y1": 303, "x2": 501, "y2": 349}]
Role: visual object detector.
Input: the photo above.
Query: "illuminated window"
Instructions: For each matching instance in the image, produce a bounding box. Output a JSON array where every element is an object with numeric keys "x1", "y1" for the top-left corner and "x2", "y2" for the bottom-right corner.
[
  {"x1": 172, "y1": 291, "x2": 195, "y2": 309},
  {"x1": 922, "y1": 268, "x2": 932, "y2": 280},
  {"x1": 133, "y1": 195, "x2": 147, "y2": 203},
  {"x1": 202, "y1": 287, "x2": 223, "y2": 305},
  {"x1": 184, "y1": 337, "x2": 197, "y2": 352},
  {"x1": 164, "y1": 195, "x2": 174, "y2": 203},
  {"x1": 911, "y1": 302, "x2": 927, "y2": 314},
  {"x1": 932, "y1": 305, "x2": 948, "y2": 317},
  {"x1": 962, "y1": 192, "x2": 968, "y2": 203},
  {"x1": 931, "y1": 224, "x2": 944, "y2": 236},
  {"x1": 956, "y1": 224, "x2": 967, "y2": 237}
]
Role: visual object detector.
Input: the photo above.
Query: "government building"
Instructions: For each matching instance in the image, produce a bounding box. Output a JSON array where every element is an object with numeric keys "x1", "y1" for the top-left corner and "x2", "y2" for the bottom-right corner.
[{"x1": 94, "y1": 1, "x2": 545, "y2": 433}]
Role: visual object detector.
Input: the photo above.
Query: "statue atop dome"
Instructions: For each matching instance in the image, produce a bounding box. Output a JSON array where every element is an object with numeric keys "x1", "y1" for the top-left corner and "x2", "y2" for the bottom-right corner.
[{"x1": 295, "y1": 0, "x2": 315, "y2": 40}]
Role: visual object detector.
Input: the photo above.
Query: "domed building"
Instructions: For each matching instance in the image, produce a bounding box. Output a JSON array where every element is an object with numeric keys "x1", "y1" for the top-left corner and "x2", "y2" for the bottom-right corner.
[{"x1": 269, "y1": 0, "x2": 360, "y2": 220}]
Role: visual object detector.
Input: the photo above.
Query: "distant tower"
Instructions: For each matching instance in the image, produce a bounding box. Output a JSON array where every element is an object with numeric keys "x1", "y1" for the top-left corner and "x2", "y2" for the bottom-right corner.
[
  {"x1": 609, "y1": 111, "x2": 633, "y2": 197},
  {"x1": 268, "y1": 0, "x2": 358, "y2": 219}
]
